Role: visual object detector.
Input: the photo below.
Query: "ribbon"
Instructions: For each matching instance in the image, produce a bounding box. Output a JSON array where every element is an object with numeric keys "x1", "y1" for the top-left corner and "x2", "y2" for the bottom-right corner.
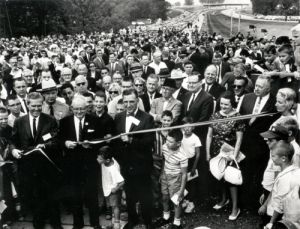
[
  {"x1": 81, "y1": 112, "x2": 277, "y2": 145},
  {"x1": 23, "y1": 148, "x2": 62, "y2": 173}
]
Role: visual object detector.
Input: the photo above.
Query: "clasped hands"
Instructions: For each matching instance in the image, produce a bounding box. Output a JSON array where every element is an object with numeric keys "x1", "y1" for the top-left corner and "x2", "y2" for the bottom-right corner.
[{"x1": 65, "y1": 140, "x2": 91, "y2": 149}]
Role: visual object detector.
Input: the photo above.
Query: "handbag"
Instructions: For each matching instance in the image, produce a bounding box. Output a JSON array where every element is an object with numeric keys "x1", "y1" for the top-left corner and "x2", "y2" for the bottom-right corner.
[
  {"x1": 209, "y1": 156, "x2": 227, "y2": 181},
  {"x1": 224, "y1": 159, "x2": 243, "y2": 185}
]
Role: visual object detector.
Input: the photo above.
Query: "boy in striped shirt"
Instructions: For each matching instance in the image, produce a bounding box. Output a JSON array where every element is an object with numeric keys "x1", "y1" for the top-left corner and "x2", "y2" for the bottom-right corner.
[{"x1": 156, "y1": 129, "x2": 188, "y2": 229}]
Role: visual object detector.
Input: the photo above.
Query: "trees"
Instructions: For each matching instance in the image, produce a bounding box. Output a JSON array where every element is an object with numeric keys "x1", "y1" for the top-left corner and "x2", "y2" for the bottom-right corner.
[
  {"x1": 251, "y1": 0, "x2": 298, "y2": 16},
  {"x1": 185, "y1": 0, "x2": 194, "y2": 6},
  {"x1": 0, "y1": 0, "x2": 171, "y2": 37}
]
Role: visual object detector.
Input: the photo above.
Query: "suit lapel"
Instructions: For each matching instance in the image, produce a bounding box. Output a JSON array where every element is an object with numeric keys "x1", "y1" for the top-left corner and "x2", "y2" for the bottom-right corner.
[{"x1": 25, "y1": 115, "x2": 33, "y2": 140}]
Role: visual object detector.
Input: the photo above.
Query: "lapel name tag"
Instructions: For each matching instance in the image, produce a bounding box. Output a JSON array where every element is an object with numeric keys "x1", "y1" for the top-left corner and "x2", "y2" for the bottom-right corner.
[
  {"x1": 42, "y1": 133, "x2": 52, "y2": 141},
  {"x1": 87, "y1": 129, "x2": 95, "y2": 133}
]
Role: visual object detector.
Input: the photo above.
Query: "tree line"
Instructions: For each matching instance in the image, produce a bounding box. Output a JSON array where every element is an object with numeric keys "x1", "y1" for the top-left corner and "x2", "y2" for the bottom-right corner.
[
  {"x1": 251, "y1": 0, "x2": 298, "y2": 16},
  {"x1": 0, "y1": 0, "x2": 170, "y2": 37}
]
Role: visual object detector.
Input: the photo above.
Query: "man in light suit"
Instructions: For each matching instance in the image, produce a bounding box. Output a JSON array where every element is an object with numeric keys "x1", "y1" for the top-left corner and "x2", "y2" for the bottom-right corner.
[
  {"x1": 106, "y1": 53, "x2": 124, "y2": 76},
  {"x1": 114, "y1": 89, "x2": 155, "y2": 229},
  {"x1": 150, "y1": 78, "x2": 182, "y2": 124},
  {"x1": 239, "y1": 76, "x2": 278, "y2": 207},
  {"x1": 59, "y1": 95, "x2": 102, "y2": 229},
  {"x1": 39, "y1": 79, "x2": 70, "y2": 121},
  {"x1": 11, "y1": 92, "x2": 62, "y2": 229}
]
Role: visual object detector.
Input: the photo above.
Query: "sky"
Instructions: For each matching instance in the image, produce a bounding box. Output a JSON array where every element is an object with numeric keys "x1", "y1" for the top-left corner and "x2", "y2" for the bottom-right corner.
[{"x1": 166, "y1": 0, "x2": 251, "y2": 6}]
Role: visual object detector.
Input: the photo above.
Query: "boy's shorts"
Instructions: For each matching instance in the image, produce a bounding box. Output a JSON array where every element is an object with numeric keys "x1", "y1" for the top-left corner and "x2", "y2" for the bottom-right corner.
[
  {"x1": 106, "y1": 190, "x2": 121, "y2": 207},
  {"x1": 161, "y1": 171, "x2": 182, "y2": 197}
]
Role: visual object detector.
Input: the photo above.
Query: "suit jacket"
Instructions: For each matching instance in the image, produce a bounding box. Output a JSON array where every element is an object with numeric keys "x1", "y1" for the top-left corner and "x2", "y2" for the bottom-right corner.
[
  {"x1": 203, "y1": 82, "x2": 226, "y2": 100},
  {"x1": 114, "y1": 110, "x2": 155, "y2": 176},
  {"x1": 182, "y1": 90, "x2": 214, "y2": 143},
  {"x1": 11, "y1": 113, "x2": 61, "y2": 181},
  {"x1": 141, "y1": 65, "x2": 155, "y2": 80},
  {"x1": 150, "y1": 97, "x2": 182, "y2": 123},
  {"x1": 140, "y1": 92, "x2": 162, "y2": 113},
  {"x1": 59, "y1": 114, "x2": 103, "y2": 184},
  {"x1": 239, "y1": 93, "x2": 279, "y2": 160},
  {"x1": 220, "y1": 61, "x2": 231, "y2": 78},
  {"x1": 106, "y1": 62, "x2": 125, "y2": 76},
  {"x1": 174, "y1": 87, "x2": 188, "y2": 103},
  {"x1": 42, "y1": 100, "x2": 71, "y2": 121},
  {"x1": 93, "y1": 56, "x2": 106, "y2": 70}
]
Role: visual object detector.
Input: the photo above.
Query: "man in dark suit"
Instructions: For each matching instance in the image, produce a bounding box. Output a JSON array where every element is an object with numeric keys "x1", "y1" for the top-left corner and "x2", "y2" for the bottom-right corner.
[
  {"x1": 141, "y1": 54, "x2": 155, "y2": 80},
  {"x1": 239, "y1": 76, "x2": 278, "y2": 207},
  {"x1": 170, "y1": 69, "x2": 188, "y2": 103},
  {"x1": 212, "y1": 52, "x2": 231, "y2": 84},
  {"x1": 182, "y1": 74, "x2": 214, "y2": 199},
  {"x1": 11, "y1": 92, "x2": 62, "y2": 229},
  {"x1": 114, "y1": 89, "x2": 155, "y2": 229},
  {"x1": 140, "y1": 74, "x2": 161, "y2": 113},
  {"x1": 106, "y1": 53, "x2": 124, "y2": 76},
  {"x1": 93, "y1": 49, "x2": 106, "y2": 71},
  {"x1": 183, "y1": 74, "x2": 214, "y2": 144},
  {"x1": 202, "y1": 65, "x2": 226, "y2": 101},
  {"x1": 59, "y1": 95, "x2": 102, "y2": 229}
]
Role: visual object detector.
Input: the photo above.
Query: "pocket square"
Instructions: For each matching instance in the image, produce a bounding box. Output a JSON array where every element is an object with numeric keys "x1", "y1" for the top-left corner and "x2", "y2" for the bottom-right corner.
[{"x1": 87, "y1": 129, "x2": 95, "y2": 133}]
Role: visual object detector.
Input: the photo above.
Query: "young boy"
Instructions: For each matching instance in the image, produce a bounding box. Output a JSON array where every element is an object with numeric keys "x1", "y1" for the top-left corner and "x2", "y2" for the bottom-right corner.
[
  {"x1": 156, "y1": 129, "x2": 188, "y2": 229},
  {"x1": 152, "y1": 111, "x2": 174, "y2": 213},
  {"x1": 6, "y1": 94, "x2": 25, "y2": 128},
  {"x1": 264, "y1": 141, "x2": 300, "y2": 229},
  {"x1": 97, "y1": 146, "x2": 124, "y2": 229},
  {"x1": 181, "y1": 117, "x2": 201, "y2": 213}
]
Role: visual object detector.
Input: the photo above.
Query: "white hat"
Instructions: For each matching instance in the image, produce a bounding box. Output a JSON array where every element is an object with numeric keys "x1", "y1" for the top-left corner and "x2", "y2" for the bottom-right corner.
[
  {"x1": 170, "y1": 69, "x2": 186, "y2": 80},
  {"x1": 37, "y1": 79, "x2": 61, "y2": 92}
]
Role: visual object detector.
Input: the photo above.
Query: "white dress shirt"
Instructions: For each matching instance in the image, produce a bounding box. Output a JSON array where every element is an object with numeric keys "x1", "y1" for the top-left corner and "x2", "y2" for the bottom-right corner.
[
  {"x1": 252, "y1": 93, "x2": 270, "y2": 114},
  {"x1": 125, "y1": 108, "x2": 138, "y2": 133},
  {"x1": 17, "y1": 95, "x2": 28, "y2": 114},
  {"x1": 187, "y1": 89, "x2": 201, "y2": 110}
]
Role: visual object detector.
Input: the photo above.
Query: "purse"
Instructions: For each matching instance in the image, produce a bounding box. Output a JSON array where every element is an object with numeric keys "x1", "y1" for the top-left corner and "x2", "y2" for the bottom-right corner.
[
  {"x1": 224, "y1": 159, "x2": 243, "y2": 185},
  {"x1": 209, "y1": 156, "x2": 227, "y2": 181}
]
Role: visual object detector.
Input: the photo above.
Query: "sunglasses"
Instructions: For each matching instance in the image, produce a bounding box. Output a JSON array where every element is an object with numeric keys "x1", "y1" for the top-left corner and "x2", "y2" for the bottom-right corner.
[
  {"x1": 135, "y1": 84, "x2": 143, "y2": 87},
  {"x1": 109, "y1": 91, "x2": 119, "y2": 94},
  {"x1": 76, "y1": 82, "x2": 86, "y2": 86},
  {"x1": 233, "y1": 85, "x2": 243, "y2": 89}
]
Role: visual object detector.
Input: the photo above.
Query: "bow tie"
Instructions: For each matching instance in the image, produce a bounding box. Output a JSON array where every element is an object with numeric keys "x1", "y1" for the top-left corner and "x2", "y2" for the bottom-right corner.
[{"x1": 126, "y1": 112, "x2": 134, "y2": 117}]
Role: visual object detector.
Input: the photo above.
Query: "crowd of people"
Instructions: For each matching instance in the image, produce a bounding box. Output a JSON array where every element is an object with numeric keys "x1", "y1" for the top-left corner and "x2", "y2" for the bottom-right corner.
[{"x1": 0, "y1": 22, "x2": 300, "y2": 229}]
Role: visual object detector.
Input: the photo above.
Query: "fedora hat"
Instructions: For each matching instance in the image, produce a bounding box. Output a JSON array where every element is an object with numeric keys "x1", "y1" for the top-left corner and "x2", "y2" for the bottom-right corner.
[
  {"x1": 37, "y1": 79, "x2": 61, "y2": 92},
  {"x1": 162, "y1": 78, "x2": 176, "y2": 89},
  {"x1": 170, "y1": 69, "x2": 186, "y2": 80}
]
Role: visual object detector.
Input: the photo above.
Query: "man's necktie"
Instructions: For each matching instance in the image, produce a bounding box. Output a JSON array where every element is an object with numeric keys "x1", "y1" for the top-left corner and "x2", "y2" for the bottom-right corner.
[
  {"x1": 79, "y1": 120, "x2": 83, "y2": 142},
  {"x1": 49, "y1": 104, "x2": 54, "y2": 116},
  {"x1": 249, "y1": 97, "x2": 262, "y2": 125},
  {"x1": 23, "y1": 99, "x2": 28, "y2": 113},
  {"x1": 187, "y1": 93, "x2": 196, "y2": 111},
  {"x1": 33, "y1": 118, "x2": 37, "y2": 138}
]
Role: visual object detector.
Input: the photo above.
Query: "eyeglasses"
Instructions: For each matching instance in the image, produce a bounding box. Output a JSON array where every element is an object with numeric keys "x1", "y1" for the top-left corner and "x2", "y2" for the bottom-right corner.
[
  {"x1": 76, "y1": 82, "x2": 86, "y2": 86},
  {"x1": 233, "y1": 85, "x2": 243, "y2": 89},
  {"x1": 135, "y1": 84, "x2": 143, "y2": 87},
  {"x1": 109, "y1": 91, "x2": 119, "y2": 94}
]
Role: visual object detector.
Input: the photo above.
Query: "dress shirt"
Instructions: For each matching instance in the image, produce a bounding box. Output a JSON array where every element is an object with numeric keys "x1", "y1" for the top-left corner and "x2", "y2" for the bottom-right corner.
[
  {"x1": 147, "y1": 92, "x2": 155, "y2": 106},
  {"x1": 235, "y1": 95, "x2": 244, "y2": 113},
  {"x1": 204, "y1": 83, "x2": 212, "y2": 92},
  {"x1": 29, "y1": 114, "x2": 39, "y2": 138},
  {"x1": 187, "y1": 89, "x2": 201, "y2": 110},
  {"x1": 173, "y1": 88, "x2": 180, "y2": 99},
  {"x1": 18, "y1": 95, "x2": 28, "y2": 114},
  {"x1": 252, "y1": 93, "x2": 270, "y2": 114},
  {"x1": 74, "y1": 116, "x2": 85, "y2": 142},
  {"x1": 125, "y1": 108, "x2": 138, "y2": 133}
]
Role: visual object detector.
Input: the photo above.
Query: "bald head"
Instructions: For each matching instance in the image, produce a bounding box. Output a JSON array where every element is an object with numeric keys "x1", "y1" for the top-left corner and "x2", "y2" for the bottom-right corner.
[{"x1": 75, "y1": 75, "x2": 88, "y2": 94}]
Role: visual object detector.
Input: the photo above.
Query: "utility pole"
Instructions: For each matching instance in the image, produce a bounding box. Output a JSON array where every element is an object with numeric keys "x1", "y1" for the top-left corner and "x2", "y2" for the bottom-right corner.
[
  {"x1": 238, "y1": 7, "x2": 241, "y2": 32},
  {"x1": 230, "y1": 9, "x2": 233, "y2": 36}
]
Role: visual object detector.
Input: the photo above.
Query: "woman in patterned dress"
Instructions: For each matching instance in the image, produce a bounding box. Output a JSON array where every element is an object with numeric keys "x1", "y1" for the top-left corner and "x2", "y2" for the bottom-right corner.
[{"x1": 206, "y1": 91, "x2": 245, "y2": 221}]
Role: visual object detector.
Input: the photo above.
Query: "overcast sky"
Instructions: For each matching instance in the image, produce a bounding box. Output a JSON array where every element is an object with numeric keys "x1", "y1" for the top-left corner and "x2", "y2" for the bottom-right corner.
[{"x1": 166, "y1": 0, "x2": 251, "y2": 6}]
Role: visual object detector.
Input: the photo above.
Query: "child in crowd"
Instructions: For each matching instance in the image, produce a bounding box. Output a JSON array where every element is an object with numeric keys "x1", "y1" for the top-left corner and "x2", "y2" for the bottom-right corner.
[
  {"x1": 181, "y1": 117, "x2": 201, "y2": 213},
  {"x1": 263, "y1": 141, "x2": 300, "y2": 229},
  {"x1": 152, "y1": 111, "x2": 174, "y2": 214},
  {"x1": 116, "y1": 99, "x2": 125, "y2": 114},
  {"x1": 156, "y1": 129, "x2": 188, "y2": 229},
  {"x1": 97, "y1": 146, "x2": 124, "y2": 229}
]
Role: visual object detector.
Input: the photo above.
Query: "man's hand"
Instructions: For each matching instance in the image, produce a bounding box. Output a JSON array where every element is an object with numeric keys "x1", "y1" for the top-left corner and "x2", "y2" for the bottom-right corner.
[
  {"x1": 65, "y1": 141, "x2": 77, "y2": 149},
  {"x1": 81, "y1": 140, "x2": 91, "y2": 149},
  {"x1": 12, "y1": 149, "x2": 23, "y2": 159},
  {"x1": 36, "y1": 144, "x2": 45, "y2": 149},
  {"x1": 111, "y1": 187, "x2": 119, "y2": 194},
  {"x1": 121, "y1": 135, "x2": 132, "y2": 143},
  {"x1": 190, "y1": 167, "x2": 196, "y2": 176},
  {"x1": 264, "y1": 223, "x2": 273, "y2": 229},
  {"x1": 259, "y1": 194, "x2": 265, "y2": 205}
]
